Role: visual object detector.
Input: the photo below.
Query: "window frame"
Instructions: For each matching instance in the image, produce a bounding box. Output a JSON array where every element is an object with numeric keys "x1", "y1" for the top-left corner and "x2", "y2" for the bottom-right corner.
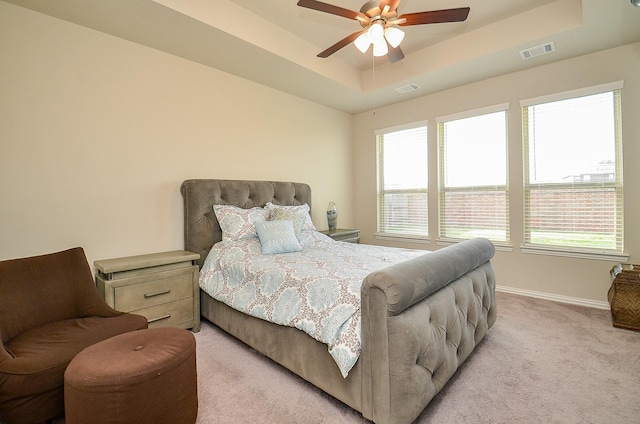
[
  {"x1": 375, "y1": 121, "x2": 430, "y2": 241},
  {"x1": 436, "y1": 103, "x2": 510, "y2": 245},
  {"x1": 520, "y1": 81, "x2": 627, "y2": 261}
]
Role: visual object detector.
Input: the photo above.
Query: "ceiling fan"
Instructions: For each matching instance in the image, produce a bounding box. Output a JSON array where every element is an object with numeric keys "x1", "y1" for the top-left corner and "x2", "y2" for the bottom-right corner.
[{"x1": 297, "y1": 0, "x2": 470, "y2": 63}]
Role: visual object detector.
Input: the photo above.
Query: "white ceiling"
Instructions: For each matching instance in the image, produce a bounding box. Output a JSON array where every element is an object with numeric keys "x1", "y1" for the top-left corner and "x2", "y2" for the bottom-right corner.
[{"x1": 5, "y1": 0, "x2": 640, "y2": 114}]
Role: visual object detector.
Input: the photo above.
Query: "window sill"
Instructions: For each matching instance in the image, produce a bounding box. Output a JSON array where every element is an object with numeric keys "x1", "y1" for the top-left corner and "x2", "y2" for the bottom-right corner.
[
  {"x1": 520, "y1": 245, "x2": 629, "y2": 262},
  {"x1": 436, "y1": 239, "x2": 513, "y2": 252},
  {"x1": 374, "y1": 233, "x2": 431, "y2": 244}
]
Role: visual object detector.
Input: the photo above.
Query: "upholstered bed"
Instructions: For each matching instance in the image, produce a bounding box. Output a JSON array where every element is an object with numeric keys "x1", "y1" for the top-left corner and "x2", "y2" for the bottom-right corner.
[{"x1": 181, "y1": 179, "x2": 497, "y2": 424}]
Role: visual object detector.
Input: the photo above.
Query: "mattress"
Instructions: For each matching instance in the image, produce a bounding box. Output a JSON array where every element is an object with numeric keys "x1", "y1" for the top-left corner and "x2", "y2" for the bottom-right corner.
[{"x1": 199, "y1": 230, "x2": 424, "y2": 377}]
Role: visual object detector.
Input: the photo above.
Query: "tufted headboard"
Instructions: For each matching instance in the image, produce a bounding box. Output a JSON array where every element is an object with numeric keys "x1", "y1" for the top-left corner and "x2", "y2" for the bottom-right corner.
[{"x1": 180, "y1": 179, "x2": 312, "y2": 269}]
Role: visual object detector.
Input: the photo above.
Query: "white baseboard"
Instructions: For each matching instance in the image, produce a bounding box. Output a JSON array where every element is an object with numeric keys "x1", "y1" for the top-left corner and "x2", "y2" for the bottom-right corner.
[{"x1": 496, "y1": 285, "x2": 610, "y2": 310}]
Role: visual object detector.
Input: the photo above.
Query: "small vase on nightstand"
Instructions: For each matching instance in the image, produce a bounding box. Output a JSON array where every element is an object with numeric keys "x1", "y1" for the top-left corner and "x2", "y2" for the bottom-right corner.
[{"x1": 327, "y1": 201, "x2": 338, "y2": 232}]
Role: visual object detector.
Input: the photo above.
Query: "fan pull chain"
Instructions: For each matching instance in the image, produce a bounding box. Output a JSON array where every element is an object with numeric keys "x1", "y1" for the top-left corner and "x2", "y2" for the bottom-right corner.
[{"x1": 372, "y1": 52, "x2": 376, "y2": 116}]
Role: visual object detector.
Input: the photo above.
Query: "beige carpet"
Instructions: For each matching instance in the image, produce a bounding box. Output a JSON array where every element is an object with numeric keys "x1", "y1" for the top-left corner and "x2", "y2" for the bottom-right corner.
[
  {"x1": 40, "y1": 291, "x2": 639, "y2": 423},
  {"x1": 194, "y1": 291, "x2": 640, "y2": 424}
]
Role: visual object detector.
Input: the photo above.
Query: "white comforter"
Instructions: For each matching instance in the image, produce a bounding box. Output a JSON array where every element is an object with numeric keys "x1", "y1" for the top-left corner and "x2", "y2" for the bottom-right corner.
[{"x1": 199, "y1": 231, "x2": 424, "y2": 377}]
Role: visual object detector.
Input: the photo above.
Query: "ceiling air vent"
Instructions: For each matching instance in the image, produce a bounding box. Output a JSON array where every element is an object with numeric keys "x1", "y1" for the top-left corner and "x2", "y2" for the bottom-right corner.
[
  {"x1": 520, "y1": 42, "x2": 555, "y2": 60},
  {"x1": 394, "y1": 83, "x2": 420, "y2": 94}
]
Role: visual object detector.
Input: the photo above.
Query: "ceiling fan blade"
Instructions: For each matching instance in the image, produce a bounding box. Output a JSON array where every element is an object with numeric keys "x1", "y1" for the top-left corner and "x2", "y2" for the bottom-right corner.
[
  {"x1": 398, "y1": 7, "x2": 470, "y2": 26},
  {"x1": 317, "y1": 31, "x2": 363, "y2": 58},
  {"x1": 379, "y1": 0, "x2": 402, "y2": 14},
  {"x1": 297, "y1": 0, "x2": 367, "y2": 22},
  {"x1": 387, "y1": 44, "x2": 404, "y2": 63}
]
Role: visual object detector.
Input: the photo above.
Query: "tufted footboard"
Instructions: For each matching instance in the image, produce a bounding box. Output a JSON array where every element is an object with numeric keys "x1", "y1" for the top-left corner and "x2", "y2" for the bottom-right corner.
[{"x1": 360, "y1": 238, "x2": 497, "y2": 424}]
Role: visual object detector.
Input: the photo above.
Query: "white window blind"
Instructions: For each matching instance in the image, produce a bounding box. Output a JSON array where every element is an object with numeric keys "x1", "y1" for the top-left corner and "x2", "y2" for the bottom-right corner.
[
  {"x1": 522, "y1": 83, "x2": 623, "y2": 253},
  {"x1": 437, "y1": 106, "x2": 509, "y2": 243},
  {"x1": 376, "y1": 124, "x2": 428, "y2": 237}
]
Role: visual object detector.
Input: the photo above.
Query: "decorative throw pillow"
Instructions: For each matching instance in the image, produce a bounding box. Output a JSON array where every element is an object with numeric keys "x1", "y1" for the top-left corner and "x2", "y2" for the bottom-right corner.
[
  {"x1": 213, "y1": 205, "x2": 269, "y2": 242},
  {"x1": 255, "y1": 220, "x2": 302, "y2": 254},
  {"x1": 265, "y1": 202, "x2": 317, "y2": 233},
  {"x1": 270, "y1": 207, "x2": 306, "y2": 238}
]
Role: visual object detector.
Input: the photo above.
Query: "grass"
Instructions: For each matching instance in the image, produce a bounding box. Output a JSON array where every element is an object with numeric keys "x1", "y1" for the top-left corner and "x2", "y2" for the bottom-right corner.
[
  {"x1": 529, "y1": 231, "x2": 617, "y2": 250},
  {"x1": 382, "y1": 227, "x2": 617, "y2": 251}
]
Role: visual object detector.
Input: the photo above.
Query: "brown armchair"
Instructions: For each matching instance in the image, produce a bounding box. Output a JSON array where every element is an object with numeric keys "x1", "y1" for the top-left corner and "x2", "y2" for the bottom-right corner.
[{"x1": 0, "y1": 247, "x2": 148, "y2": 424}]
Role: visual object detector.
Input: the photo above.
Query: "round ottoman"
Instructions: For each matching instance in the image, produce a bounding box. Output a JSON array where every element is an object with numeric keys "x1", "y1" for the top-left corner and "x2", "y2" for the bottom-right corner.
[{"x1": 64, "y1": 327, "x2": 198, "y2": 424}]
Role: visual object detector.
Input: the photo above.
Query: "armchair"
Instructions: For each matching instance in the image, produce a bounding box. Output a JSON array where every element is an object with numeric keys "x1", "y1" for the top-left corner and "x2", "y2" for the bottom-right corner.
[{"x1": 0, "y1": 247, "x2": 148, "y2": 424}]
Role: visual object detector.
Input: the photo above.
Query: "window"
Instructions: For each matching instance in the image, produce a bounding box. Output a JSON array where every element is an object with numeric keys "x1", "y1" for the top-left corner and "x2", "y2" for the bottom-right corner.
[
  {"x1": 437, "y1": 104, "x2": 509, "y2": 243},
  {"x1": 521, "y1": 82, "x2": 623, "y2": 254},
  {"x1": 376, "y1": 124, "x2": 428, "y2": 238}
]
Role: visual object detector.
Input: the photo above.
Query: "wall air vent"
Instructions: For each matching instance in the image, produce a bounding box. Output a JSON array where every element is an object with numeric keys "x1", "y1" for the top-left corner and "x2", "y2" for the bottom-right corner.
[
  {"x1": 520, "y1": 42, "x2": 555, "y2": 60},
  {"x1": 394, "y1": 83, "x2": 421, "y2": 94}
]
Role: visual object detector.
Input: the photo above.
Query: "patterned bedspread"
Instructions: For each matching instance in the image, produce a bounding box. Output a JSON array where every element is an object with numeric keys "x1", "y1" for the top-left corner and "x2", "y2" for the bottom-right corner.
[{"x1": 199, "y1": 231, "x2": 425, "y2": 377}]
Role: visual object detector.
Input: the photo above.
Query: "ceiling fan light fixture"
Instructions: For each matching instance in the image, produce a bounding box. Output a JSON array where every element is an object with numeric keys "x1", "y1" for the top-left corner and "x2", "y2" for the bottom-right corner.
[
  {"x1": 372, "y1": 38, "x2": 388, "y2": 56},
  {"x1": 384, "y1": 27, "x2": 405, "y2": 48},
  {"x1": 298, "y1": 1, "x2": 472, "y2": 62},
  {"x1": 354, "y1": 32, "x2": 371, "y2": 53},
  {"x1": 367, "y1": 21, "x2": 385, "y2": 42}
]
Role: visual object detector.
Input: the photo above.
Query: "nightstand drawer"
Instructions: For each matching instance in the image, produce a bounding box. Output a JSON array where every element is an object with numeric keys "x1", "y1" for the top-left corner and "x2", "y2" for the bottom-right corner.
[
  {"x1": 95, "y1": 250, "x2": 200, "y2": 332},
  {"x1": 138, "y1": 298, "x2": 195, "y2": 329},
  {"x1": 114, "y1": 273, "x2": 193, "y2": 312}
]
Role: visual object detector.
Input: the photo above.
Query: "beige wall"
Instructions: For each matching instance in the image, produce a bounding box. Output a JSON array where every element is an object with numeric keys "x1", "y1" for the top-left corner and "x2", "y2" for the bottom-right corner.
[
  {"x1": 2, "y1": 1, "x2": 638, "y2": 306},
  {"x1": 353, "y1": 42, "x2": 640, "y2": 305},
  {"x1": 0, "y1": 2, "x2": 353, "y2": 267}
]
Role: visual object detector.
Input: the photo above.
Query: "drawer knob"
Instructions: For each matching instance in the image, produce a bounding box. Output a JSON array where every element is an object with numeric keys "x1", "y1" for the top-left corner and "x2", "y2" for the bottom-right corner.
[{"x1": 144, "y1": 289, "x2": 171, "y2": 298}]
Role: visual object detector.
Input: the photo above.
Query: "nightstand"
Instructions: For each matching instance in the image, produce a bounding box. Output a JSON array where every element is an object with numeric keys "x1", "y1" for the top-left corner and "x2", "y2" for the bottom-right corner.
[
  {"x1": 320, "y1": 228, "x2": 360, "y2": 243},
  {"x1": 95, "y1": 250, "x2": 201, "y2": 332}
]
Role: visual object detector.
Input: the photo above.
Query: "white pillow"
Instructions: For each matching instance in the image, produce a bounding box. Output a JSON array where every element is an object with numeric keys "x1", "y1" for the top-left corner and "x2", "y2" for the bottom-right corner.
[
  {"x1": 213, "y1": 205, "x2": 269, "y2": 242},
  {"x1": 255, "y1": 220, "x2": 302, "y2": 254},
  {"x1": 265, "y1": 202, "x2": 316, "y2": 233}
]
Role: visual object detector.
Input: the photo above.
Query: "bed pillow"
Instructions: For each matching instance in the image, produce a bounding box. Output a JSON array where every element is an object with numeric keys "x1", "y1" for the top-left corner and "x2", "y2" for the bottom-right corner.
[
  {"x1": 270, "y1": 207, "x2": 306, "y2": 238},
  {"x1": 265, "y1": 202, "x2": 317, "y2": 233},
  {"x1": 213, "y1": 205, "x2": 269, "y2": 242},
  {"x1": 255, "y1": 220, "x2": 302, "y2": 254}
]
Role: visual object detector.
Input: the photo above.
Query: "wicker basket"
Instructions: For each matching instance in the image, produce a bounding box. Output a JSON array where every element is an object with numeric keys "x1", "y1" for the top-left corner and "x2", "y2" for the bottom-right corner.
[{"x1": 608, "y1": 264, "x2": 640, "y2": 331}]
